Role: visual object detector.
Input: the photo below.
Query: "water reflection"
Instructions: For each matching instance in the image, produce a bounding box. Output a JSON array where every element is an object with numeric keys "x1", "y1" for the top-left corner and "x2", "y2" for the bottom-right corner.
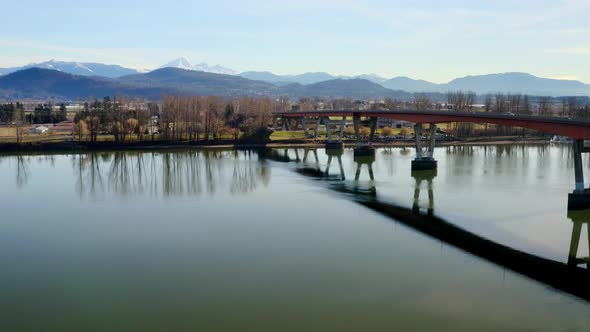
[
  {"x1": 412, "y1": 170, "x2": 436, "y2": 216},
  {"x1": 567, "y1": 210, "x2": 590, "y2": 269},
  {"x1": 15, "y1": 155, "x2": 30, "y2": 188},
  {"x1": 353, "y1": 155, "x2": 375, "y2": 181},
  {"x1": 325, "y1": 149, "x2": 345, "y2": 180},
  {"x1": 302, "y1": 148, "x2": 319, "y2": 165},
  {"x1": 71, "y1": 150, "x2": 271, "y2": 198},
  {"x1": 268, "y1": 147, "x2": 590, "y2": 301}
]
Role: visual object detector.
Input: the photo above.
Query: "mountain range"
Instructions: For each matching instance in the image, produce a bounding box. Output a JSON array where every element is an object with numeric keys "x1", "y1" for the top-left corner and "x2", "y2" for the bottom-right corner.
[
  {"x1": 0, "y1": 68, "x2": 163, "y2": 100},
  {"x1": 0, "y1": 58, "x2": 589, "y2": 99},
  {"x1": 0, "y1": 68, "x2": 415, "y2": 100},
  {"x1": 0, "y1": 60, "x2": 141, "y2": 78},
  {"x1": 159, "y1": 57, "x2": 236, "y2": 75}
]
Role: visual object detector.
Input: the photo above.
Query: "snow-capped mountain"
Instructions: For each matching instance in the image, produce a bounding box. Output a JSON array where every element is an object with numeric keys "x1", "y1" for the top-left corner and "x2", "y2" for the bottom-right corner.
[
  {"x1": 159, "y1": 57, "x2": 194, "y2": 70},
  {"x1": 160, "y1": 57, "x2": 236, "y2": 75},
  {"x1": 353, "y1": 73, "x2": 387, "y2": 84},
  {"x1": 0, "y1": 60, "x2": 140, "y2": 78}
]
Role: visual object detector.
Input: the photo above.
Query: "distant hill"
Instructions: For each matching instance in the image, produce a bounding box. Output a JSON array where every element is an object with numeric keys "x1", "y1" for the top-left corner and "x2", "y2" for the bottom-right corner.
[
  {"x1": 243, "y1": 71, "x2": 590, "y2": 96},
  {"x1": 445, "y1": 72, "x2": 590, "y2": 96},
  {"x1": 0, "y1": 60, "x2": 140, "y2": 78},
  {"x1": 3, "y1": 58, "x2": 589, "y2": 97},
  {"x1": 380, "y1": 76, "x2": 442, "y2": 92},
  {"x1": 0, "y1": 68, "x2": 419, "y2": 100},
  {"x1": 279, "y1": 78, "x2": 414, "y2": 99},
  {"x1": 239, "y1": 71, "x2": 340, "y2": 85},
  {"x1": 0, "y1": 68, "x2": 164, "y2": 100},
  {"x1": 1, "y1": 67, "x2": 587, "y2": 101},
  {"x1": 239, "y1": 71, "x2": 388, "y2": 85},
  {"x1": 119, "y1": 68, "x2": 278, "y2": 96},
  {"x1": 353, "y1": 74, "x2": 388, "y2": 84},
  {"x1": 159, "y1": 57, "x2": 236, "y2": 75}
]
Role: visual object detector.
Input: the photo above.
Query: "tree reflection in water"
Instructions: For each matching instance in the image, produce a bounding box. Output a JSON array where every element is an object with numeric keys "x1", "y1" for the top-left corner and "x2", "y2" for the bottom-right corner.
[
  {"x1": 15, "y1": 155, "x2": 30, "y2": 189},
  {"x1": 72, "y1": 153, "x2": 106, "y2": 199},
  {"x1": 72, "y1": 150, "x2": 271, "y2": 198}
]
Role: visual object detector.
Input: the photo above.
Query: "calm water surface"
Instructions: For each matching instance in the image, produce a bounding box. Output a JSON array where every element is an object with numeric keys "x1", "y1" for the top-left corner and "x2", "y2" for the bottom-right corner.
[{"x1": 0, "y1": 145, "x2": 589, "y2": 331}]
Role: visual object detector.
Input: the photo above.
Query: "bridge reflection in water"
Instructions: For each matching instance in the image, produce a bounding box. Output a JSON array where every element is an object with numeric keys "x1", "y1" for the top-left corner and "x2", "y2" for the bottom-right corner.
[
  {"x1": 568, "y1": 210, "x2": 590, "y2": 270},
  {"x1": 262, "y1": 147, "x2": 590, "y2": 302}
]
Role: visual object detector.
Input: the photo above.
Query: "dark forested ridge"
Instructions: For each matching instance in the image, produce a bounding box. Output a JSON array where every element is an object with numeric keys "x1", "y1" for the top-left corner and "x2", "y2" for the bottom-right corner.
[
  {"x1": 1, "y1": 67, "x2": 589, "y2": 101},
  {"x1": 118, "y1": 68, "x2": 279, "y2": 96},
  {"x1": 277, "y1": 78, "x2": 414, "y2": 99},
  {"x1": 0, "y1": 68, "x2": 164, "y2": 100},
  {"x1": 0, "y1": 68, "x2": 417, "y2": 100}
]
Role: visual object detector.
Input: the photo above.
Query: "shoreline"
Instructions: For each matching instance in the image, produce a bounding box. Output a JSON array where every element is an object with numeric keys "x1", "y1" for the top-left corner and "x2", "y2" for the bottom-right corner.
[{"x1": 0, "y1": 137, "x2": 554, "y2": 154}]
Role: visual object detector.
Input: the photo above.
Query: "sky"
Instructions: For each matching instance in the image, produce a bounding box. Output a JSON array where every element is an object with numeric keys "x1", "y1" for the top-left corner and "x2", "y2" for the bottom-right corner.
[{"x1": 1, "y1": 0, "x2": 589, "y2": 83}]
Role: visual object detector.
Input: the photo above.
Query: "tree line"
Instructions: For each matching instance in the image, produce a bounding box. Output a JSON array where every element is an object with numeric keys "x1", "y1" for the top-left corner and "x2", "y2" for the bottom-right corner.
[
  {"x1": 0, "y1": 102, "x2": 67, "y2": 124},
  {"x1": 3, "y1": 91, "x2": 590, "y2": 144},
  {"x1": 72, "y1": 95, "x2": 282, "y2": 144}
]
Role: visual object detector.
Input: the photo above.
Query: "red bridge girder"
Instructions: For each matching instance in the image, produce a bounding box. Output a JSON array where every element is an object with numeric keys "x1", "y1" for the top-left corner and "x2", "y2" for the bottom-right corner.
[{"x1": 274, "y1": 110, "x2": 590, "y2": 139}]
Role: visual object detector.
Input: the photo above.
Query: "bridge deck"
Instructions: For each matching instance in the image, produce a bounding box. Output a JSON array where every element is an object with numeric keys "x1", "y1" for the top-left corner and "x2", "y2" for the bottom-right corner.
[{"x1": 274, "y1": 110, "x2": 590, "y2": 139}]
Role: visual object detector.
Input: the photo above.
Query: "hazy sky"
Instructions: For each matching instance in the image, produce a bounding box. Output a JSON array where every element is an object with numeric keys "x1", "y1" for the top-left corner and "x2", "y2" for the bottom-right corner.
[{"x1": 1, "y1": 0, "x2": 589, "y2": 83}]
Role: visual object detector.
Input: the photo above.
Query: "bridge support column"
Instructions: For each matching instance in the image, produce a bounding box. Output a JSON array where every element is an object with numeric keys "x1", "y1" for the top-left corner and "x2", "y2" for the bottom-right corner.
[
  {"x1": 338, "y1": 117, "x2": 346, "y2": 143},
  {"x1": 354, "y1": 155, "x2": 375, "y2": 181},
  {"x1": 369, "y1": 117, "x2": 377, "y2": 143},
  {"x1": 325, "y1": 148, "x2": 345, "y2": 180},
  {"x1": 353, "y1": 115, "x2": 361, "y2": 145},
  {"x1": 566, "y1": 210, "x2": 590, "y2": 268},
  {"x1": 354, "y1": 116, "x2": 377, "y2": 157},
  {"x1": 301, "y1": 118, "x2": 310, "y2": 138},
  {"x1": 272, "y1": 116, "x2": 279, "y2": 130},
  {"x1": 411, "y1": 123, "x2": 437, "y2": 171},
  {"x1": 313, "y1": 117, "x2": 321, "y2": 138},
  {"x1": 568, "y1": 139, "x2": 590, "y2": 209},
  {"x1": 301, "y1": 117, "x2": 317, "y2": 138},
  {"x1": 324, "y1": 117, "x2": 343, "y2": 150}
]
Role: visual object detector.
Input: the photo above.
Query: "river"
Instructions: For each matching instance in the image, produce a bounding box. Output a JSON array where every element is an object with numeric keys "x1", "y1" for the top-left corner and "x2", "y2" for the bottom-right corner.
[{"x1": 0, "y1": 145, "x2": 589, "y2": 331}]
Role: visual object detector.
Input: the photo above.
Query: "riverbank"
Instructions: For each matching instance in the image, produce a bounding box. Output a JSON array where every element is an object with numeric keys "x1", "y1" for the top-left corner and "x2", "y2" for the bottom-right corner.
[{"x1": 0, "y1": 136, "x2": 553, "y2": 153}]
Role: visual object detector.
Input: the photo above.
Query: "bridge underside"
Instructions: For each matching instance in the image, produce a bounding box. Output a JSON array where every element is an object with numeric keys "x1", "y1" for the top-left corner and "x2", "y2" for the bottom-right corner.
[
  {"x1": 274, "y1": 110, "x2": 590, "y2": 209},
  {"x1": 277, "y1": 110, "x2": 590, "y2": 139}
]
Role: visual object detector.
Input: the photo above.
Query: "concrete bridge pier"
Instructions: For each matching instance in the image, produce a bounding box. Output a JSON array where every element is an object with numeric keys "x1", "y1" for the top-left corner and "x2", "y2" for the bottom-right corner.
[
  {"x1": 353, "y1": 154, "x2": 376, "y2": 181},
  {"x1": 325, "y1": 148, "x2": 345, "y2": 180},
  {"x1": 566, "y1": 210, "x2": 590, "y2": 268},
  {"x1": 301, "y1": 117, "x2": 321, "y2": 138},
  {"x1": 313, "y1": 118, "x2": 321, "y2": 138},
  {"x1": 411, "y1": 123, "x2": 438, "y2": 171},
  {"x1": 301, "y1": 118, "x2": 311, "y2": 138},
  {"x1": 324, "y1": 117, "x2": 346, "y2": 150},
  {"x1": 568, "y1": 140, "x2": 590, "y2": 209},
  {"x1": 272, "y1": 116, "x2": 279, "y2": 130},
  {"x1": 353, "y1": 115, "x2": 377, "y2": 157}
]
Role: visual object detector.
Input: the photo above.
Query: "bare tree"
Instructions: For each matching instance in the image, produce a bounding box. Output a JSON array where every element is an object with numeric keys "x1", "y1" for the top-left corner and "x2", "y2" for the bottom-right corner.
[
  {"x1": 413, "y1": 93, "x2": 432, "y2": 111},
  {"x1": 13, "y1": 103, "x2": 25, "y2": 144},
  {"x1": 484, "y1": 95, "x2": 493, "y2": 112},
  {"x1": 538, "y1": 96, "x2": 552, "y2": 116}
]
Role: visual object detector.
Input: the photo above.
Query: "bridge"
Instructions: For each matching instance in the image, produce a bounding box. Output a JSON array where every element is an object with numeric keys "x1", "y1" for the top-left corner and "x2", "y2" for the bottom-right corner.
[{"x1": 272, "y1": 110, "x2": 590, "y2": 209}]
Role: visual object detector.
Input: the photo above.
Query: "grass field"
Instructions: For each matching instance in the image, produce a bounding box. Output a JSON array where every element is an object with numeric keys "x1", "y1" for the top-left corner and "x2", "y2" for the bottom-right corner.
[
  {"x1": 0, "y1": 127, "x2": 16, "y2": 137},
  {"x1": 0, "y1": 123, "x2": 528, "y2": 145}
]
